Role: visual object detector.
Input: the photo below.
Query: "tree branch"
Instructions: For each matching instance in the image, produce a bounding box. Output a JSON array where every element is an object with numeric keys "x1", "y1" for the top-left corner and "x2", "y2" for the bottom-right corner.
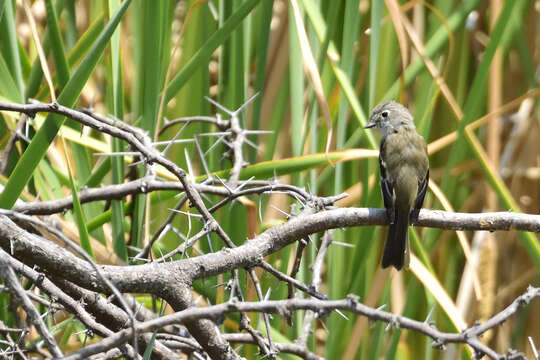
[
  {"x1": 1, "y1": 207, "x2": 539, "y2": 294},
  {"x1": 61, "y1": 287, "x2": 540, "y2": 360}
]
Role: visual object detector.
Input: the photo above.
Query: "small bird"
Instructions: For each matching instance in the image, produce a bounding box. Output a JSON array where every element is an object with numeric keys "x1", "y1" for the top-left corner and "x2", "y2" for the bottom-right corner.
[{"x1": 365, "y1": 101, "x2": 429, "y2": 270}]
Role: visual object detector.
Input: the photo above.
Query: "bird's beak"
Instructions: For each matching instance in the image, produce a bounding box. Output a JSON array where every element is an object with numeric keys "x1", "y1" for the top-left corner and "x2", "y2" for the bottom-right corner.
[{"x1": 364, "y1": 120, "x2": 376, "y2": 129}]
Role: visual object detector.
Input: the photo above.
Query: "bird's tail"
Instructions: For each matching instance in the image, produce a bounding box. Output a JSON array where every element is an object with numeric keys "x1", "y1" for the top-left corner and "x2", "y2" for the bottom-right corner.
[{"x1": 381, "y1": 207, "x2": 410, "y2": 270}]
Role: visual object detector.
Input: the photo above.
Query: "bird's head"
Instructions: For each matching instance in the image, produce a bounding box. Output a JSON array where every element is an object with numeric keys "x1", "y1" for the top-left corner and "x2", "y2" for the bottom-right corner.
[{"x1": 365, "y1": 101, "x2": 415, "y2": 137}]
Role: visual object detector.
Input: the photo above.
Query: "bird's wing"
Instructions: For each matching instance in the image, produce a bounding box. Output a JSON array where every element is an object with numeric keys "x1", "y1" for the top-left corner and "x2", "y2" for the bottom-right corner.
[
  {"x1": 411, "y1": 168, "x2": 429, "y2": 223},
  {"x1": 379, "y1": 139, "x2": 395, "y2": 223}
]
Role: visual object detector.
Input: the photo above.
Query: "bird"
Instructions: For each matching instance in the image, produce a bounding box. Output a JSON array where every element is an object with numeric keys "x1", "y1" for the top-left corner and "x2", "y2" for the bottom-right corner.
[{"x1": 364, "y1": 101, "x2": 429, "y2": 270}]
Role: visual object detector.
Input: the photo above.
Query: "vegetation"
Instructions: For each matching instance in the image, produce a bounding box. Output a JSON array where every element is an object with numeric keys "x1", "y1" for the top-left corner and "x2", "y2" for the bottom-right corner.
[{"x1": 0, "y1": 0, "x2": 538, "y2": 359}]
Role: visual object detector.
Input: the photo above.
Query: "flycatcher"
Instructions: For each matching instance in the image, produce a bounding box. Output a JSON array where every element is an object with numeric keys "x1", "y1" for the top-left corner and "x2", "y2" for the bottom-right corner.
[{"x1": 365, "y1": 101, "x2": 429, "y2": 270}]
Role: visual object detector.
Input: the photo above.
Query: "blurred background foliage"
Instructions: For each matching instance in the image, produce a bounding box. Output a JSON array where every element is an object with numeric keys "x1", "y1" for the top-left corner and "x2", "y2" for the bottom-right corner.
[{"x1": 0, "y1": 0, "x2": 539, "y2": 358}]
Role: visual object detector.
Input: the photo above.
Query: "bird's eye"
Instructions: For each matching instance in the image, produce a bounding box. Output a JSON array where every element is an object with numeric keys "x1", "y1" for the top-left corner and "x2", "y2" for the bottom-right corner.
[{"x1": 381, "y1": 110, "x2": 389, "y2": 118}]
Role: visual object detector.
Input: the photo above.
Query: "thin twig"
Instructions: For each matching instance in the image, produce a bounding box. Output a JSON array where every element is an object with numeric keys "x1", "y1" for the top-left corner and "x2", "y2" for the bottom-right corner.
[{"x1": 0, "y1": 249, "x2": 63, "y2": 358}]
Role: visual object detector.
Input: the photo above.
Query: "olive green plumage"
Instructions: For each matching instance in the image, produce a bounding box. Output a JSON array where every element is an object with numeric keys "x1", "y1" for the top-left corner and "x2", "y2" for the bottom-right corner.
[{"x1": 365, "y1": 101, "x2": 429, "y2": 270}]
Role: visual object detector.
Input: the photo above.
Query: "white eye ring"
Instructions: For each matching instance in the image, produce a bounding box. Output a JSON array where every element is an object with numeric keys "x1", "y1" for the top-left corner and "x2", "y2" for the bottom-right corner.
[{"x1": 381, "y1": 110, "x2": 389, "y2": 118}]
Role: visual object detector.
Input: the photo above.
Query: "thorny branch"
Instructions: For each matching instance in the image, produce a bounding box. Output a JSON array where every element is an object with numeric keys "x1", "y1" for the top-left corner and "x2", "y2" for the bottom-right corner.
[
  {"x1": 0, "y1": 99, "x2": 539, "y2": 359},
  {"x1": 59, "y1": 286, "x2": 540, "y2": 360}
]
